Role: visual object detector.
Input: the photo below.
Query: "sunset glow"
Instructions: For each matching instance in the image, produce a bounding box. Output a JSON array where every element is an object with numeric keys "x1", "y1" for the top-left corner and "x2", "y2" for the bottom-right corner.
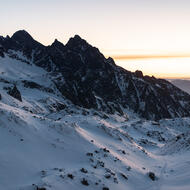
[
  {"x1": 115, "y1": 57, "x2": 190, "y2": 79},
  {"x1": 1, "y1": 0, "x2": 190, "y2": 78}
]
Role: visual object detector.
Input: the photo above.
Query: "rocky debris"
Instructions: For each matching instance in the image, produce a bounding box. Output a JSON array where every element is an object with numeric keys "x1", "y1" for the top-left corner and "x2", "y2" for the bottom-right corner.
[
  {"x1": 104, "y1": 173, "x2": 111, "y2": 179},
  {"x1": 118, "y1": 149, "x2": 126, "y2": 154},
  {"x1": 36, "y1": 187, "x2": 46, "y2": 190},
  {"x1": 67, "y1": 173, "x2": 74, "y2": 179},
  {"x1": 139, "y1": 139, "x2": 157, "y2": 147},
  {"x1": 148, "y1": 172, "x2": 156, "y2": 181},
  {"x1": 22, "y1": 80, "x2": 54, "y2": 93},
  {"x1": 86, "y1": 152, "x2": 93, "y2": 156},
  {"x1": 95, "y1": 160, "x2": 105, "y2": 168},
  {"x1": 81, "y1": 178, "x2": 89, "y2": 186},
  {"x1": 160, "y1": 132, "x2": 190, "y2": 154},
  {"x1": 101, "y1": 147, "x2": 110, "y2": 153},
  {"x1": 102, "y1": 187, "x2": 109, "y2": 190},
  {"x1": 147, "y1": 131, "x2": 165, "y2": 142},
  {"x1": 120, "y1": 173, "x2": 128, "y2": 180},
  {"x1": 8, "y1": 85, "x2": 22, "y2": 102},
  {"x1": 32, "y1": 184, "x2": 46, "y2": 190},
  {"x1": 80, "y1": 168, "x2": 88, "y2": 173}
]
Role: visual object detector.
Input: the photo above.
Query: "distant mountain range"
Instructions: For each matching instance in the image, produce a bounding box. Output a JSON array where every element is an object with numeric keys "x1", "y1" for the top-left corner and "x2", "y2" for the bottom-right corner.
[
  {"x1": 170, "y1": 79, "x2": 190, "y2": 95},
  {"x1": 1, "y1": 30, "x2": 190, "y2": 120}
]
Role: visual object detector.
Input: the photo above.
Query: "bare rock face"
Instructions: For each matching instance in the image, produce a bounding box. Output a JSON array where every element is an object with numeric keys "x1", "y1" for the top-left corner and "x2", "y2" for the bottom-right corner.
[
  {"x1": 0, "y1": 46, "x2": 5, "y2": 57},
  {"x1": 134, "y1": 70, "x2": 143, "y2": 78},
  {"x1": 8, "y1": 85, "x2": 22, "y2": 102}
]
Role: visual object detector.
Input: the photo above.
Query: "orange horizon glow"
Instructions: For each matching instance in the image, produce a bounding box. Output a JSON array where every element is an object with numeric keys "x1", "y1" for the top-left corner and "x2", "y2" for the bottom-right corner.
[
  {"x1": 111, "y1": 54, "x2": 190, "y2": 60},
  {"x1": 111, "y1": 55, "x2": 190, "y2": 79}
]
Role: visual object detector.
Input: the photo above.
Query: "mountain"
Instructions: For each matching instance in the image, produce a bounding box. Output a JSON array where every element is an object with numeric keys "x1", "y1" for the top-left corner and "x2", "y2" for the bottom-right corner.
[
  {"x1": 0, "y1": 30, "x2": 190, "y2": 121},
  {"x1": 1, "y1": 30, "x2": 190, "y2": 190},
  {"x1": 171, "y1": 79, "x2": 190, "y2": 95}
]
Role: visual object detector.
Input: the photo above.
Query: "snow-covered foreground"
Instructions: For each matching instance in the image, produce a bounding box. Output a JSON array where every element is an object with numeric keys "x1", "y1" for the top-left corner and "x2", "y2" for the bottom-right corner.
[
  {"x1": 1, "y1": 100, "x2": 190, "y2": 190},
  {"x1": 1, "y1": 54, "x2": 190, "y2": 190}
]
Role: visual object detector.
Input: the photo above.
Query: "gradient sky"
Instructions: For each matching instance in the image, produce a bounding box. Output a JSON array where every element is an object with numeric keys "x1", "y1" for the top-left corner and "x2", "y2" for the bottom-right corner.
[{"x1": 1, "y1": 0, "x2": 190, "y2": 77}]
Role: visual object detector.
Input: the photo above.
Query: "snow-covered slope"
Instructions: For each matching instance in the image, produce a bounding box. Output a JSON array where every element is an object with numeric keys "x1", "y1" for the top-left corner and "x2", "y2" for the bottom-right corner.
[{"x1": 1, "y1": 53, "x2": 190, "y2": 190}]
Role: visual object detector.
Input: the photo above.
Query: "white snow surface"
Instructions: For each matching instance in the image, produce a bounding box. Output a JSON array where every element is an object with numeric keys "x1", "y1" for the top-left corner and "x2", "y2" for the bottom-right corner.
[{"x1": 0, "y1": 54, "x2": 190, "y2": 190}]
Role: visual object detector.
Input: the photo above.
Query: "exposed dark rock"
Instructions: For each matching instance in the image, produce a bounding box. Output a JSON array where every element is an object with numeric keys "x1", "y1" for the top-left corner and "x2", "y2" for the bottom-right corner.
[
  {"x1": 104, "y1": 173, "x2": 111, "y2": 179},
  {"x1": 32, "y1": 184, "x2": 46, "y2": 190},
  {"x1": 134, "y1": 70, "x2": 143, "y2": 77},
  {"x1": 22, "y1": 80, "x2": 54, "y2": 93},
  {"x1": 120, "y1": 173, "x2": 128, "y2": 180},
  {"x1": 36, "y1": 187, "x2": 46, "y2": 190},
  {"x1": 1, "y1": 78, "x2": 10, "y2": 84},
  {"x1": 67, "y1": 173, "x2": 74, "y2": 179},
  {"x1": 97, "y1": 160, "x2": 105, "y2": 168},
  {"x1": 148, "y1": 172, "x2": 156, "y2": 181},
  {"x1": 102, "y1": 187, "x2": 109, "y2": 190},
  {"x1": 81, "y1": 178, "x2": 89, "y2": 186},
  {"x1": 102, "y1": 148, "x2": 110, "y2": 153},
  {"x1": 80, "y1": 168, "x2": 88, "y2": 173},
  {"x1": 0, "y1": 47, "x2": 5, "y2": 57},
  {"x1": 86, "y1": 152, "x2": 93, "y2": 157},
  {"x1": 8, "y1": 85, "x2": 22, "y2": 102}
]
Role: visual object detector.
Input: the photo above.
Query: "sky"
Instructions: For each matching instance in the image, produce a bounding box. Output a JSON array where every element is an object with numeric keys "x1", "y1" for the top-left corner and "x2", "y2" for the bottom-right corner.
[{"x1": 1, "y1": 0, "x2": 190, "y2": 78}]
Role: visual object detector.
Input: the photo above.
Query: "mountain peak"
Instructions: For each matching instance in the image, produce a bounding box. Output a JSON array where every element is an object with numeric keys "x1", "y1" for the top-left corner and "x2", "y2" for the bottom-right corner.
[
  {"x1": 73, "y1": 34, "x2": 82, "y2": 40},
  {"x1": 11, "y1": 30, "x2": 33, "y2": 41},
  {"x1": 51, "y1": 39, "x2": 65, "y2": 48},
  {"x1": 11, "y1": 30, "x2": 43, "y2": 51},
  {"x1": 66, "y1": 34, "x2": 88, "y2": 50}
]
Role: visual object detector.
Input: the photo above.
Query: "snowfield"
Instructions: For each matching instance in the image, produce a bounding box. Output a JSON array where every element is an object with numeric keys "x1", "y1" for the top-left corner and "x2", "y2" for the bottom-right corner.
[{"x1": 0, "y1": 54, "x2": 190, "y2": 190}]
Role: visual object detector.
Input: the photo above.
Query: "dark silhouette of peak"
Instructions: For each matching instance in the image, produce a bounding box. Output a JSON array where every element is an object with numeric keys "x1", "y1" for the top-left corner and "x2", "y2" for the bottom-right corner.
[
  {"x1": 73, "y1": 34, "x2": 83, "y2": 41},
  {"x1": 106, "y1": 57, "x2": 116, "y2": 66},
  {"x1": 51, "y1": 39, "x2": 65, "y2": 49},
  {"x1": 6, "y1": 35, "x2": 10, "y2": 39},
  {"x1": 5, "y1": 30, "x2": 44, "y2": 58},
  {"x1": 66, "y1": 34, "x2": 88, "y2": 50},
  {"x1": 12, "y1": 30, "x2": 33, "y2": 41},
  {"x1": 11, "y1": 30, "x2": 44, "y2": 49},
  {"x1": 134, "y1": 70, "x2": 143, "y2": 78}
]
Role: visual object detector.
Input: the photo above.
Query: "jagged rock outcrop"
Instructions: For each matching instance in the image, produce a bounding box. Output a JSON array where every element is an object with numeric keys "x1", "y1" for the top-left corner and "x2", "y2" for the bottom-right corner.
[
  {"x1": 134, "y1": 70, "x2": 143, "y2": 78},
  {"x1": 8, "y1": 85, "x2": 22, "y2": 102},
  {"x1": 0, "y1": 30, "x2": 190, "y2": 120},
  {"x1": 0, "y1": 47, "x2": 4, "y2": 57}
]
